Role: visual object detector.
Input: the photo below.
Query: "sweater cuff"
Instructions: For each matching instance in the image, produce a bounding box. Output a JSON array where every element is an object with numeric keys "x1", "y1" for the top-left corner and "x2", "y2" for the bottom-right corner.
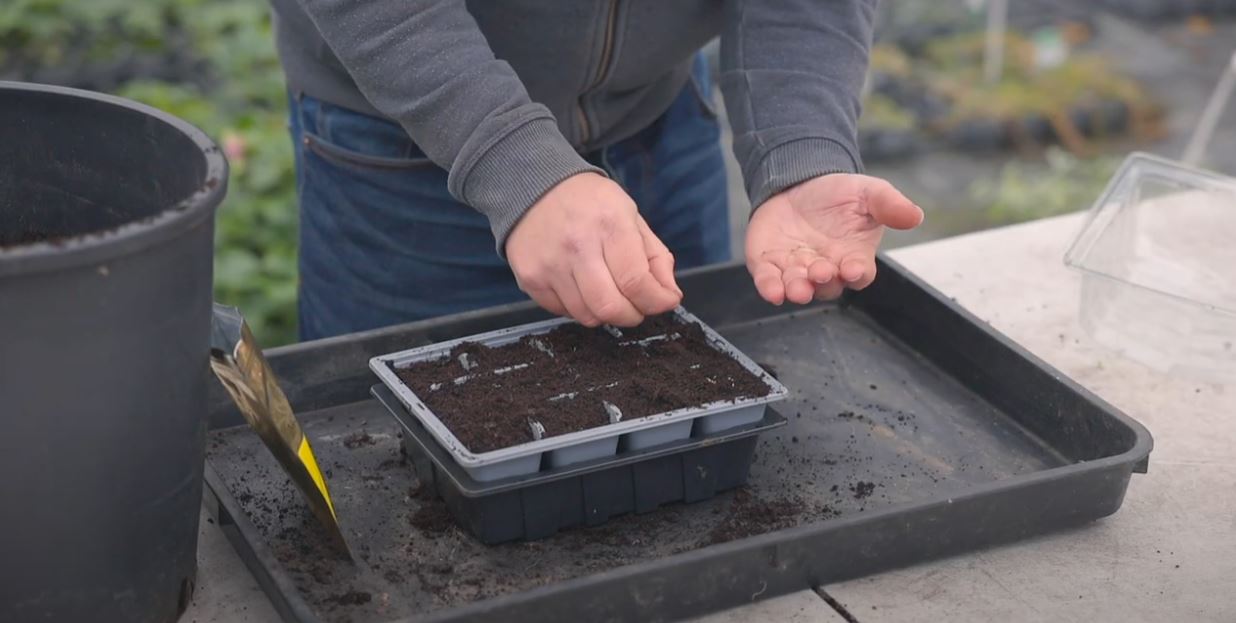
[
  {"x1": 453, "y1": 116, "x2": 603, "y2": 256},
  {"x1": 746, "y1": 137, "x2": 862, "y2": 211}
]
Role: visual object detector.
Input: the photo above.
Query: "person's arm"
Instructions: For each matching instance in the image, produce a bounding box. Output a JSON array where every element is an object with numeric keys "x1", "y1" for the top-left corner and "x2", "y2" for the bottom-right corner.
[
  {"x1": 289, "y1": 0, "x2": 597, "y2": 251},
  {"x1": 719, "y1": 0, "x2": 874, "y2": 209},
  {"x1": 289, "y1": 0, "x2": 681, "y2": 325},
  {"x1": 723, "y1": 0, "x2": 924, "y2": 305}
]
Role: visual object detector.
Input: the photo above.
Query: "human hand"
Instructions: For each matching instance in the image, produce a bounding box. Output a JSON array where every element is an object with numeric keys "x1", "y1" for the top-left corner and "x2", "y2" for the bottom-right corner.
[
  {"x1": 506, "y1": 172, "x2": 682, "y2": 327},
  {"x1": 745, "y1": 174, "x2": 923, "y2": 304}
]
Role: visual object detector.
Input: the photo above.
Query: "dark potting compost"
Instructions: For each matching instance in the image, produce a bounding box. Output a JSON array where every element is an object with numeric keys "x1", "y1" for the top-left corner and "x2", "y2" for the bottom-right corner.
[{"x1": 393, "y1": 316, "x2": 769, "y2": 453}]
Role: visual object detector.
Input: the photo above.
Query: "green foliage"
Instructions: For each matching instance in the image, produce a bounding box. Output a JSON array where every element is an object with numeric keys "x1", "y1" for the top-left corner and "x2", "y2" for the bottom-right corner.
[
  {"x1": 969, "y1": 148, "x2": 1122, "y2": 225},
  {"x1": 860, "y1": 93, "x2": 916, "y2": 131},
  {"x1": 869, "y1": 44, "x2": 912, "y2": 78},
  {"x1": 5, "y1": 0, "x2": 300, "y2": 344},
  {"x1": 0, "y1": 0, "x2": 196, "y2": 70},
  {"x1": 924, "y1": 31, "x2": 1147, "y2": 125}
]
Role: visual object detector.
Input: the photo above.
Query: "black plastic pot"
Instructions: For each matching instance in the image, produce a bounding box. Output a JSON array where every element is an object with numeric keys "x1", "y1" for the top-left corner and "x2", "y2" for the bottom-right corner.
[{"x1": 0, "y1": 82, "x2": 226, "y2": 622}]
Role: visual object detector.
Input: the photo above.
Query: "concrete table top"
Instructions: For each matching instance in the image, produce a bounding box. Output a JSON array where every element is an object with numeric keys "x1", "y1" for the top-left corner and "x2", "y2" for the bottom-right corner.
[{"x1": 186, "y1": 213, "x2": 1234, "y2": 622}]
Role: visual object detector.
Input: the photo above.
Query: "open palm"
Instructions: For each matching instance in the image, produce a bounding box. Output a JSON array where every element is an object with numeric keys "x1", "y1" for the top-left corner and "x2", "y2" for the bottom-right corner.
[{"x1": 745, "y1": 174, "x2": 923, "y2": 304}]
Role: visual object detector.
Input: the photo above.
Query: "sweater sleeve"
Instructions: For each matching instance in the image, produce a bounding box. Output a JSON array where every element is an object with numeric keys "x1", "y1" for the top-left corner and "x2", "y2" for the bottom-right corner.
[
  {"x1": 289, "y1": 0, "x2": 602, "y2": 252},
  {"x1": 719, "y1": 0, "x2": 876, "y2": 210}
]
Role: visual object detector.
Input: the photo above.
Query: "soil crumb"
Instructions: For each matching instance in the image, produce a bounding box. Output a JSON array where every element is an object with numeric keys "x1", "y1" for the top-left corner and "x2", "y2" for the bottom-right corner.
[
  {"x1": 850, "y1": 481, "x2": 877, "y2": 500},
  {"x1": 707, "y1": 488, "x2": 805, "y2": 544},
  {"x1": 330, "y1": 590, "x2": 372, "y2": 606},
  {"x1": 410, "y1": 502, "x2": 454, "y2": 534},
  {"x1": 343, "y1": 432, "x2": 376, "y2": 449}
]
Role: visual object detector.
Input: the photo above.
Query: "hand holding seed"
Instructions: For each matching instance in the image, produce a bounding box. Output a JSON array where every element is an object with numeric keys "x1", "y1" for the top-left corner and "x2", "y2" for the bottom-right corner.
[{"x1": 506, "y1": 172, "x2": 682, "y2": 327}]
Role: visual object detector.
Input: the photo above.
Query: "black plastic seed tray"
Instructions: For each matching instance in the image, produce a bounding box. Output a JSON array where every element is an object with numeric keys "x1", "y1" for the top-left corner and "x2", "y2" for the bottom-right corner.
[
  {"x1": 203, "y1": 259, "x2": 1152, "y2": 623},
  {"x1": 372, "y1": 385, "x2": 787, "y2": 545}
]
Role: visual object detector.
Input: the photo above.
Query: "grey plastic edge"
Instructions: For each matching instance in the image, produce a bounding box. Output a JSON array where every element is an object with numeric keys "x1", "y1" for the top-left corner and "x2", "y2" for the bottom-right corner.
[{"x1": 368, "y1": 307, "x2": 788, "y2": 482}]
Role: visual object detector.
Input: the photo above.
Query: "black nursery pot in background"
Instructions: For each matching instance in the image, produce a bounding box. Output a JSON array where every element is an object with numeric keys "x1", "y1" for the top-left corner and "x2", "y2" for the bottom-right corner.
[{"x1": 0, "y1": 82, "x2": 226, "y2": 623}]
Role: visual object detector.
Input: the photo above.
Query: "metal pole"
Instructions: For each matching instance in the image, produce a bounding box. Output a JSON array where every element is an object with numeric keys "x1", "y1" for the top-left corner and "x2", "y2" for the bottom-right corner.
[
  {"x1": 1181, "y1": 50, "x2": 1236, "y2": 166},
  {"x1": 983, "y1": 0, "x2": 1008, "y2": 84}
]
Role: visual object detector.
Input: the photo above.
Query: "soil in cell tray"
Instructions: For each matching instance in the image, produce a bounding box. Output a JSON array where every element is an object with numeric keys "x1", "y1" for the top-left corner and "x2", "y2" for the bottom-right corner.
[{"x1": 394, "y1": 315, "x2": 770, "y2": 453}]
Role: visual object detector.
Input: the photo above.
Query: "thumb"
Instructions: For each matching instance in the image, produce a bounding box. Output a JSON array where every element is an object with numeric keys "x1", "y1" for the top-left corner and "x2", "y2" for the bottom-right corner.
[{"x1": 865, "y1": 178, "x2": 924, "y2": 231}]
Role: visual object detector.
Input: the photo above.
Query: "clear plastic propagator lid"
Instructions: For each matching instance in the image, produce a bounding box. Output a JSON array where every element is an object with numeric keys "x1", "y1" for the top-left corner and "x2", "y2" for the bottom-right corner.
[{"x1": 1065, "y1": 152, "x2": 1236, "y2": 383}]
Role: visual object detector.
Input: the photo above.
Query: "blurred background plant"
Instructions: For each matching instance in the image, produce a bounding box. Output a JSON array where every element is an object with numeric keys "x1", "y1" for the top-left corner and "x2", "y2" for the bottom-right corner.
[
  {"x1": 859, "y1": 26, "x2": 1161, "y2": 158},
  {"x1": 969, "y1": 148, "x2": 1123, "y2": 225},
  {"x1": 1, "y1": 0, "x2": 299, "y2": 344}
]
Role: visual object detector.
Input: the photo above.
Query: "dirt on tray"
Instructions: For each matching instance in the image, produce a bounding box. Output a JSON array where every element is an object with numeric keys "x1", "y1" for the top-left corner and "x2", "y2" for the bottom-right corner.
[
  {"x1": 706, "y1": 488, "x2": 806, "y2": 545},
  {"x1": 850, "y1": 481, "x2": 877, "y2": 500},
  {"x1": 206, "y1": 362, "x2": 955, "y2": 622},
  {"x1": 329, "y1": 590, "x2": 372, "y2": 606},
  {"x1": 394, "y1": 314, "x2": 771, "y2": 453},
  {"x1": 343, "y1": 431, "x2": 376, "y2": 449},
  {"x1": 203, "y1": 294, "x2": 1055, "y2": 621},
  {"x1": 410, "y1": 500, "x2": 454, "y2": 534}
]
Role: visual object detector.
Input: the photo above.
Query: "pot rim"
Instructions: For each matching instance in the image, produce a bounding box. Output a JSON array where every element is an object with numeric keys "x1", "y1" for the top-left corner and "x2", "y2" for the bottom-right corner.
[{"x1": 0, "y1": 81, "x2": 228, "y2": 277}]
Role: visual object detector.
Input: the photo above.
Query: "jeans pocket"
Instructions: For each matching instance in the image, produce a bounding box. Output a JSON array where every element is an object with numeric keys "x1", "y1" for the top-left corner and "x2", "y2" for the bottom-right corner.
[
  {"x1": 686, "y1": 52, "x2": 719, "y2": 120},
  {"x1": 298, "y1": 96, "x2": 436, "y2": 171},
  {"x1": 302, "y1": 131, "x2": 436, "y2": 171}
]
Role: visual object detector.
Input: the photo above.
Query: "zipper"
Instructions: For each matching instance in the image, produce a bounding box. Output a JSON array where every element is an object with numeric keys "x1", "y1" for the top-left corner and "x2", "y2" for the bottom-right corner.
[{"x1": 578, "y1": 0, "x2": 619, "y2": 146}]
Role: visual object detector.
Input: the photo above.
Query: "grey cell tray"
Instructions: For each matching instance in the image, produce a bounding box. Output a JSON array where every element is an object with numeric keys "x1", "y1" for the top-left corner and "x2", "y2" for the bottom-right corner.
[{"x1": 369, "y1": 307, "x2": 788, "y2": 481}]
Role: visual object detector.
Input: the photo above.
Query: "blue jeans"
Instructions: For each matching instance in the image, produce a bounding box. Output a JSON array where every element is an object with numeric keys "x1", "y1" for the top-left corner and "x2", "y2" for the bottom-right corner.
[{"x1": 290, "y1": 54, "x2": 729, "y2": 340}]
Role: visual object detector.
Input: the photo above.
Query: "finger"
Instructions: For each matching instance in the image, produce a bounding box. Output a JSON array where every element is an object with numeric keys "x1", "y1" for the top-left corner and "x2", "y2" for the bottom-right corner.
[
  {"x1": 574, "y1": 261, "x2": 644, "y2": 327},
  {"x1": 604, "y1": 220, "x2": 680, "y2": 315},
  {"x1": 748, "y1": 261, "x2": 785, "y2": 305},
  {"x1": 636, "y1": 218, "x2": 682, "y2": 298},
  {"x1": 782, "y1": 262, "x2": 814, "y2": 305},
  {"x1": 551, "y1": 276, "x2": 601, "y2": 327},
  {"x1": 839, "y1": 255, "x2": 877, "y2": 289},
  {"x1": 839, "y1": 257, "x2": 866, "y2": 283},
  {"x1": 864, "y1": 178, "x2": 924, "y2": 230},
  {"x1": 815, "y1": 280, "x2": 846, "y2": 301},
  {"x1": 808, "y1": 258, "x2": 837, "y2": 284},
  {"x1": 526, "y1": 287, "x2": 568, "y2": 317}
]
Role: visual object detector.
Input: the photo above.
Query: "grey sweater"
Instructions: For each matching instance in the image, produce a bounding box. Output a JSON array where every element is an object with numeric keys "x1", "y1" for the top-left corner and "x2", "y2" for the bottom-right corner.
[{"x1": 269, "y1": 0, "x2": 875, "y2": 251}]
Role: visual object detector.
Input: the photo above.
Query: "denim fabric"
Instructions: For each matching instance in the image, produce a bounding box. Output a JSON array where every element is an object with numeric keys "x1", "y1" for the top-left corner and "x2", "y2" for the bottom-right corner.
[{"x1": 291, "y1": 53, "x2": 728, "y2": 340}]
